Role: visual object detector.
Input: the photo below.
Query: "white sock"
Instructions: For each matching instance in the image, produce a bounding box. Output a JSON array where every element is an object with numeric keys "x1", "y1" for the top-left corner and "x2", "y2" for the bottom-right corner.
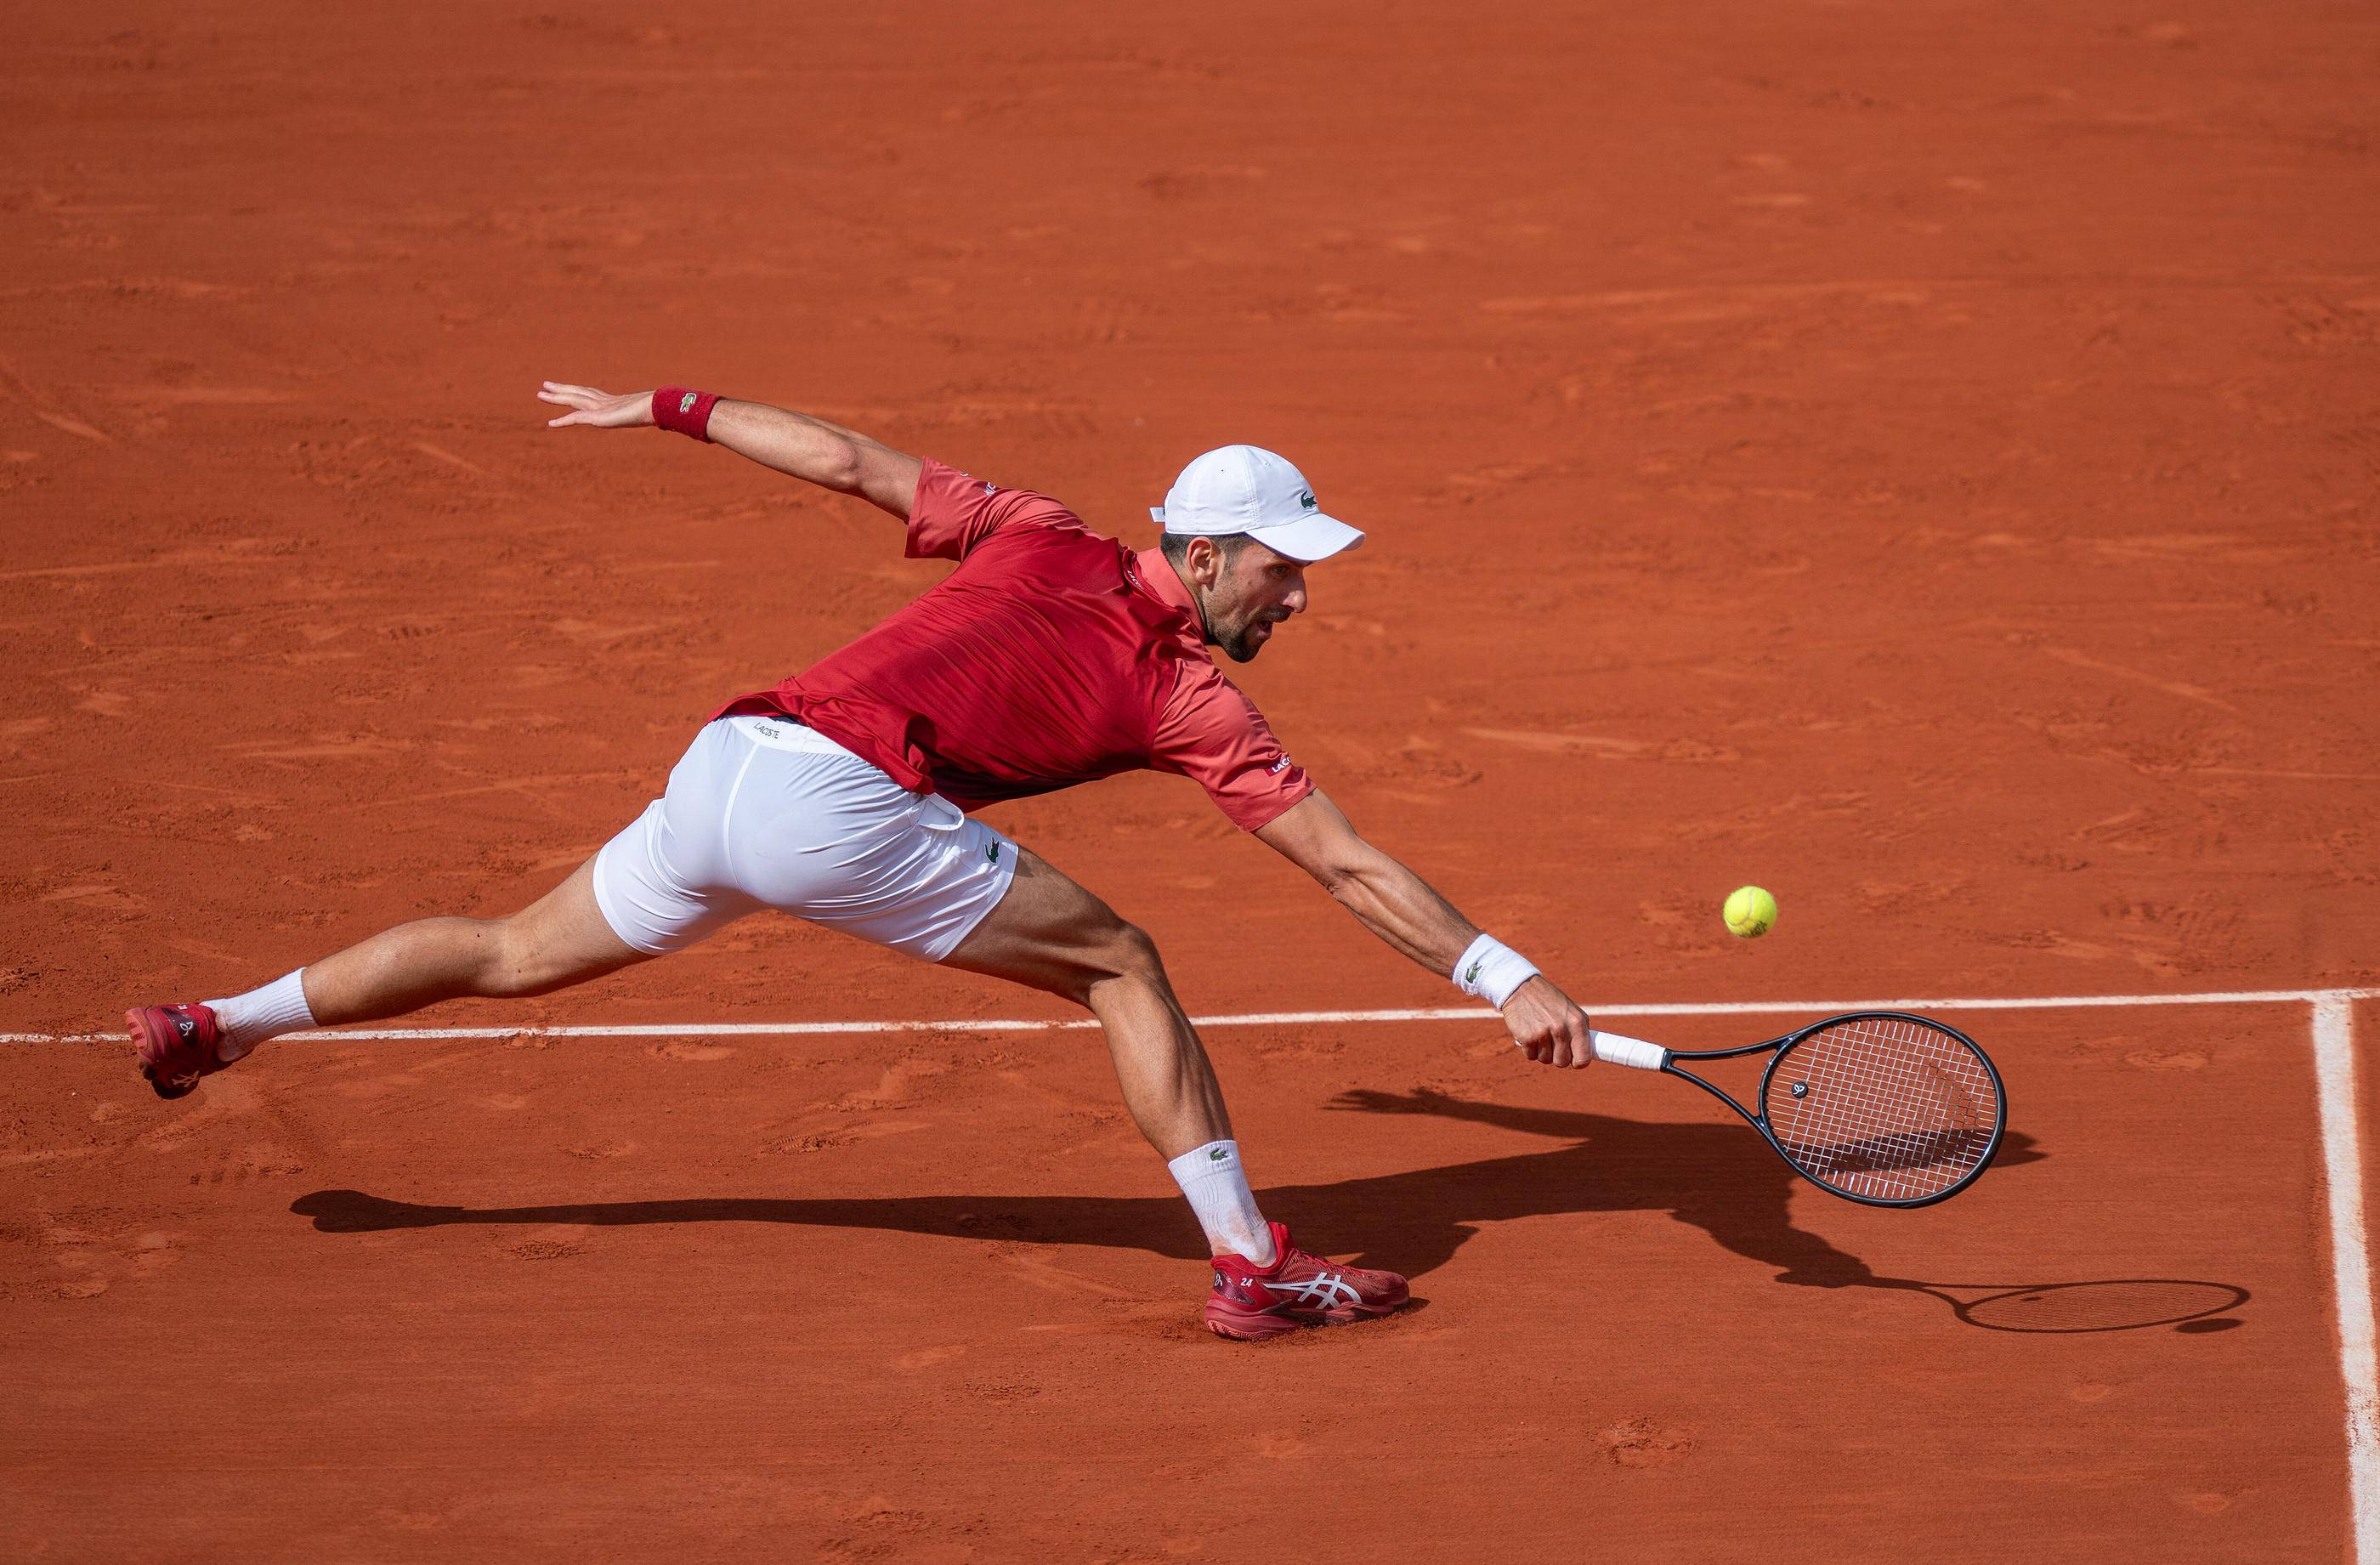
[
  {"x1": 205, "y1": 969, "x2": 316, "y2": 1061},
  {"x1": 1166, "y1": 1139, "x2": 1278, "y2": 1266}
]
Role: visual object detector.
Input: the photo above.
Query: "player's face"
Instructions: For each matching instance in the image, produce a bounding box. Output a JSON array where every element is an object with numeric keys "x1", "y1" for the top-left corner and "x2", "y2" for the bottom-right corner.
[{"x1": 1196, "y1": 538, "x2": 1309, "y2": 663}]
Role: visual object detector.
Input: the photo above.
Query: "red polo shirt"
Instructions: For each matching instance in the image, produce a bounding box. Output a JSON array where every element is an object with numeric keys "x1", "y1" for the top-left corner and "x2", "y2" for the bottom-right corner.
[{"x1": 714, "y1": 461, "x2": 1315, "y2": 831}]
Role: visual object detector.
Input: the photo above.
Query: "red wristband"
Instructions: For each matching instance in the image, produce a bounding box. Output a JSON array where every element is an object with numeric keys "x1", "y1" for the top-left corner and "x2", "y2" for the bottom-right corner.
[{"x1": 652, "y1": 386, "x2": 720, "y2": 442}]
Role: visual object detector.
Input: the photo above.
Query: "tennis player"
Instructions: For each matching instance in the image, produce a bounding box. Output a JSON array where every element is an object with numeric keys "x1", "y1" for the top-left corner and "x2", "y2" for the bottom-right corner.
[{"x1": 125, "y1": 382, "x2": 1599, "y2": 1341}]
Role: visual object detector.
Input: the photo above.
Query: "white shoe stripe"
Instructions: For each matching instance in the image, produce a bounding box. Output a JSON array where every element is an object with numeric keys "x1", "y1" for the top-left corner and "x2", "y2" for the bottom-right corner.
[{"x1": 1263, "y1": 1272, "x2": 1362, "y2": 1309}]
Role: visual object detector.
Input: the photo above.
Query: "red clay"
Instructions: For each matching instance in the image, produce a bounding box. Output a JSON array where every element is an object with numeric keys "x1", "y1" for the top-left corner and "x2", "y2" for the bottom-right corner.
[{"x1": 3, "y1": 1, "x2": 2376, "y2": 1559}]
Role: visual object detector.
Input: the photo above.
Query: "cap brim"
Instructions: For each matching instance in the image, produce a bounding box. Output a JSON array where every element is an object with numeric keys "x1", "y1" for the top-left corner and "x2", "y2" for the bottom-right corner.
[{"x1": 1245, "y1": 513, "x2": 1364, "y2": 564}]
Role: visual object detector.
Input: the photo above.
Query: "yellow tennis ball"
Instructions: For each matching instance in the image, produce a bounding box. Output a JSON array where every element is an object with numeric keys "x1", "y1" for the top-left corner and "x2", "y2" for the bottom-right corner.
[{"x1": 1724, "y1": 885, "x2": 1777, "y2": 938}]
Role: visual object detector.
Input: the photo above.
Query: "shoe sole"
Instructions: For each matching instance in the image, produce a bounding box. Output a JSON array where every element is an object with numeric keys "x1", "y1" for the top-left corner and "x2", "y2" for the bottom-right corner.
[
  {"x1": 1204, "y1": 1299, "x2": 1403, "y2": 1341},
  {"x1": 127, "y1": 1008, "x2": 200, "y2": 1100}
]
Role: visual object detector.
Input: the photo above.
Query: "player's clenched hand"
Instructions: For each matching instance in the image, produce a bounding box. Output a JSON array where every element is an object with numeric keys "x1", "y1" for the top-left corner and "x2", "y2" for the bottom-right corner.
[
  {"x1": 1500, "y1": 974, "x2": 1594, "y2": 1069},
  {"x1": 538, "y1": 382, "x2": 655, "y2": 429}
]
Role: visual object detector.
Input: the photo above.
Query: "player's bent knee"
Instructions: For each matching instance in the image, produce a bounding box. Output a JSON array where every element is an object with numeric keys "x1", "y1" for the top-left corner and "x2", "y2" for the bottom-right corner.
[
  {"x1": 1102, "y1": 921, "x2": 1167, "y2": 985},
  {"x1": 1041, "y1": 921, "x2": 1167, "y2": 1007}
]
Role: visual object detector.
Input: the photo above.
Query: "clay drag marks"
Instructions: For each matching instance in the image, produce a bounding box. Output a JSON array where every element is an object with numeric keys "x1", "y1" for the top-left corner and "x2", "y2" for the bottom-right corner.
[{"x1": 0, "y1": 1003, "x2": 2348, "y2": 1560}]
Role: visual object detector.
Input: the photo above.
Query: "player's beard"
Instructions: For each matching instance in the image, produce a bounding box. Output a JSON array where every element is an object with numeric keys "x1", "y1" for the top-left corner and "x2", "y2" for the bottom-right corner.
[{"x1": 1204, "y1": 599, "x2": 1283, "y2": 663}]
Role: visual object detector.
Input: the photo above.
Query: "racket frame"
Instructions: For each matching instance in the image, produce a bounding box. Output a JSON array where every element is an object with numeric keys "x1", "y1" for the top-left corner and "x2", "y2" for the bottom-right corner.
[{"x1": 1635, "y1": 1010, "x2": 2009, "y2": 1210}]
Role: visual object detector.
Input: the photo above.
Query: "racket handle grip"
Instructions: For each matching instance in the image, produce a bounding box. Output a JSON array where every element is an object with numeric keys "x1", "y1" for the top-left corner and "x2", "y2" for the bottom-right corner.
[{"x1": 1590, "y1": 1030, "x2": 1669, "y2": 1071}]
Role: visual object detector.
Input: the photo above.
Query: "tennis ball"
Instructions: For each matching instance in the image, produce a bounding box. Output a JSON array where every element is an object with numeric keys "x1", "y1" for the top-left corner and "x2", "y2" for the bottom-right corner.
[{"x1": 1724, "y1": 885, "x2": 1777, "y2": 938}]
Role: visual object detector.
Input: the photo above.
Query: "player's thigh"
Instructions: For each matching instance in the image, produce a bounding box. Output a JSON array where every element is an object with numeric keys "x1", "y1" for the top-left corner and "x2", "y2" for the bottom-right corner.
[
  {"x1": 939, "y1": 847, "x2": 1149, "y2": 1001},
  {"x1": 497, "y1": 855, "x2": 656, "y2": 993}
]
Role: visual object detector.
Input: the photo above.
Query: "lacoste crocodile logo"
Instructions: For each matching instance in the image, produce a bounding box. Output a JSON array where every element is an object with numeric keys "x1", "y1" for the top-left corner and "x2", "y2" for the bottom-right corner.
[{"x1": 677, "y1": 392, "x2": 698, "y2": 414}]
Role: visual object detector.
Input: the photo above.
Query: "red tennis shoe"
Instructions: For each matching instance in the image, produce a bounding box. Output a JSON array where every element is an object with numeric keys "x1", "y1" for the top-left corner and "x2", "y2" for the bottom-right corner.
[
  {"x1": 1204, "y1": 1221, "x2": 1409, "y2": 1341},
  {"x1": 128, "y1": 1002, "x2": 232, "y2": 1100}
]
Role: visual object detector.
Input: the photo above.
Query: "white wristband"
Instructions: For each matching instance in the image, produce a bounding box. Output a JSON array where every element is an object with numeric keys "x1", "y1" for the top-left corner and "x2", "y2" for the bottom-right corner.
[{"x1": 1452, "y1": 933, "x2": 1540, "y2": 1009}]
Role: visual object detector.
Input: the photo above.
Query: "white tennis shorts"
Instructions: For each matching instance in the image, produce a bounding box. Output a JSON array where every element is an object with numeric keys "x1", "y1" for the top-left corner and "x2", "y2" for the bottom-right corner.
[{"x1": 592, "y1": 715, "x2": 1019, "y2": 962}]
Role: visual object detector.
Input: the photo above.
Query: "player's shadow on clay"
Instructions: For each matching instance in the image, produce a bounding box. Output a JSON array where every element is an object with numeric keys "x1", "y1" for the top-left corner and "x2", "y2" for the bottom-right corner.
[{"x1": 290, "y1": 1088, "x2": 2044, "y2": 1294}]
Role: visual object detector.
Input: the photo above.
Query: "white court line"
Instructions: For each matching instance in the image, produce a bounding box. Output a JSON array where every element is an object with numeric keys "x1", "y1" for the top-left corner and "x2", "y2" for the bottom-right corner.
[
  {"x1": 9, "y1": 987, "x2": 2377, "y2": 1044},
  {"x1": 12, "y1": 984, "x2": 2376, "y2": 1551},
  {"x1": 2315, "y1": 995, "x2": 2380, "y2": 1561}
]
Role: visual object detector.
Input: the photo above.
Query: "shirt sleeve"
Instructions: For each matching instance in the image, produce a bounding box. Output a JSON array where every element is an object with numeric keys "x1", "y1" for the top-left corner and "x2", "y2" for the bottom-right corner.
[
  {"x1": 1148, "y1": 663, "x2": 1317, "y2": 832},
  {"x1": 904, "y1": 460, "x2": 1085, "y2": 562}
]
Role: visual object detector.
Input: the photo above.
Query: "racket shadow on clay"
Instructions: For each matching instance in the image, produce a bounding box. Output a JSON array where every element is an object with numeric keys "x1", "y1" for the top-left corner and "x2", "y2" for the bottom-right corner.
[{"x1": 1865, "y1": 1278, "x2": 2250, "y2": 1333}]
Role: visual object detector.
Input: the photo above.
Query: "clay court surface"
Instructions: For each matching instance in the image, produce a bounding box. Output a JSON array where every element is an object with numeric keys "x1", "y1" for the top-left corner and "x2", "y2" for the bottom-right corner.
[{"x1": 4, "y1": 1, "x2": 2377, "y2": 1559}]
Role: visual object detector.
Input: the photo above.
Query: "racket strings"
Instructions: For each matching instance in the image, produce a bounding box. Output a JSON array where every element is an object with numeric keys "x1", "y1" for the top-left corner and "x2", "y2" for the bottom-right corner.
[{"x1": 1765, "y1": 1016, "x2": 2000, "y2": 1201}]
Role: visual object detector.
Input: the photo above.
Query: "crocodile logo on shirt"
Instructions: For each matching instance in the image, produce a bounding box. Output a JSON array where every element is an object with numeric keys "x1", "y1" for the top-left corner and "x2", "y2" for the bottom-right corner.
[{"x1": 985, "y1": 842, "x2": 1002, "y2": 866}]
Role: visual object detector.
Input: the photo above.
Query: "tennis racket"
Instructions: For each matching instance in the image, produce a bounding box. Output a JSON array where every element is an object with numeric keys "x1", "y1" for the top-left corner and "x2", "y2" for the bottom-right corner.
[{"x1": 1589, "y1": 1011, "x2": 2006, "y2": 1208}]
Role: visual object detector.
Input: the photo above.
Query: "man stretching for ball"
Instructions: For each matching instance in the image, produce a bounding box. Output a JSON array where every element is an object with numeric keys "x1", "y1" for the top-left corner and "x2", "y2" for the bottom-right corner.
[{"x1": 126, "y1": 382, "x2": 1598, "y2": 1341}]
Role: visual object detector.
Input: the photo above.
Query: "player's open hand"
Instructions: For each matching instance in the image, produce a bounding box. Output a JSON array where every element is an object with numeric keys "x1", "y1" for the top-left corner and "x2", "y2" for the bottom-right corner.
[
  {"x1": 538, "y1": 382, "x2": 655, "y2": 429},
  {"x1": 1501, "y1": 974, "x2": 1594, "y2": 1069}
]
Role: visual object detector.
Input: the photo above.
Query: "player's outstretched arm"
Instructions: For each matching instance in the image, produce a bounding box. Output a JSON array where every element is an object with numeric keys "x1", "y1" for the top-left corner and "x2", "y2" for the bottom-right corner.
[
  {"x1": 1254, "y1": 790, "x2": 1595, "y2": 1069},
  {"x1": 537, "y1": 382, "x2": 923, "y2": 519}
]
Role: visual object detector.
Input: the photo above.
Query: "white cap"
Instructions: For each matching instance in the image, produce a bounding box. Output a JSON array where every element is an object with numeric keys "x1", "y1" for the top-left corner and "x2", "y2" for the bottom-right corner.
[{"x1": 1148, "y1": 445, "x2": 1364, "y2": 564}]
